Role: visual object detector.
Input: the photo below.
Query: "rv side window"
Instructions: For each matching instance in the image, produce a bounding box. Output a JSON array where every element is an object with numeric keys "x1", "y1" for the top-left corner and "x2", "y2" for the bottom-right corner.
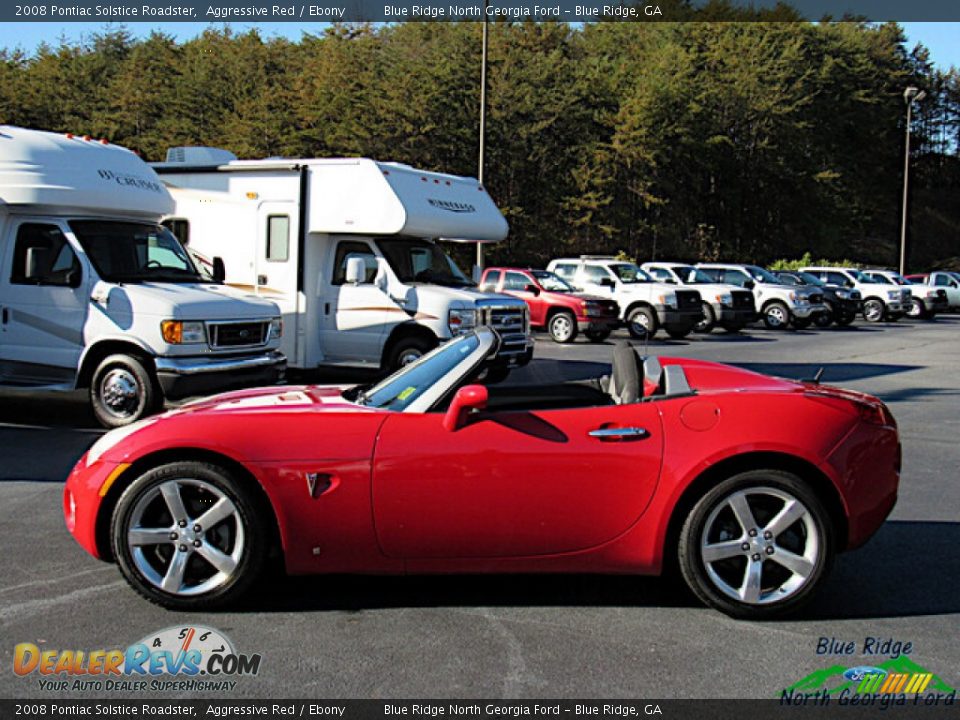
[
  {"x1": 10, "y1": 224, "x2": 81, "y2": 287},
  {"x1": 266, "y1": 215, "x2": 290, "y2": 262},
  {"x1": 163, "y1": 219, "x2": 190, "y2": 247},
  {"x1": 333, "y1": 241, "x2": 377, "y2": 285}
]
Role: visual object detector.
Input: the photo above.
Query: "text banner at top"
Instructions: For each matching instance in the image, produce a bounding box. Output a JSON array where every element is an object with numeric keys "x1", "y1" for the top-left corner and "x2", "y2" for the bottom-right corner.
[{"x1": 5, "y1": 0, "x2": 960, "y2": 23}]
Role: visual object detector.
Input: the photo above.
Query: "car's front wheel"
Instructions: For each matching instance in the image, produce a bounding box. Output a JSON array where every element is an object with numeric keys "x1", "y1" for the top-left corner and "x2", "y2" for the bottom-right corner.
[
  {"x1": 678, "y1": 469, "x2": 833, "y2": 619},
  {"x1": 111, "y1": 461, "x2": 270, "y2": 610},
  {"x1": 862, "y1": 298, "x2": 885, "y2": 323},
  {"x1": 626, "y1": 306, "x2": 657, "y2": 339},
  {"x1": 762, "y1": 301, "x2": 791, "y2": 330},
  {"x1": 548, "y1": 311, "x2": 578, "y2": 343},
  {"x1": 695, "y1": 302, "x2": 716, "y2": 333},
  {"x1": 90, "y1": 354, "x2": 162, "y2": 429}
]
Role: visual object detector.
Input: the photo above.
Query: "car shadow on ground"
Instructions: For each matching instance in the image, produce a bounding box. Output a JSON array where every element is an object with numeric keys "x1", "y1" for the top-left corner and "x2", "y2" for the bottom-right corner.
[
  {"x1": 238, "y1": 521, "x2": 958, "y2": 621},
  {"x1": 734, "y1": 362, "x2": 921, "y2": 383}
]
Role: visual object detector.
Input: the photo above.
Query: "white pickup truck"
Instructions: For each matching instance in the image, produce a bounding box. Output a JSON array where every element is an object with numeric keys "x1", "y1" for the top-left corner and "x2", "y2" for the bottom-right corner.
[
  {"x1": 641, "y1": 262, "x2": 756, "y2": 333},
  {"x1": 696, "y1": 263, "x2": 828, "y2": 329},
  {"x1": 800, "y1": 266, "x2": 911, "y2": 323},
  {"x1": 0, "y1": 126, "x2": 285, "y2": 427},
  {"x1": 547, "y1": 256, "x2": 703, "y2": 339},
  {"x1": 906, "y1": 270, "x2": 960, "y2": 312},
  {"x1": 862, "y1": 269, "x2": 947, "y2": 320}
]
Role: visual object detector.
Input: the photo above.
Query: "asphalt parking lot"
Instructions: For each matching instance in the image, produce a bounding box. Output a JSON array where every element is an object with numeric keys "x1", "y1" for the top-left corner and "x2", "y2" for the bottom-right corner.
[{"x1": 1, "y1": 318, "x2": 959, "y2": 699}]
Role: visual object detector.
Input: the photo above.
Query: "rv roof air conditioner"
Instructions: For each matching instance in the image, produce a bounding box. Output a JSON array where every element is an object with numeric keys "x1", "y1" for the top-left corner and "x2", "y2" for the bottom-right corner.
[{"x1": 165, "y1": 146, "x2": 238, "y2": 165}]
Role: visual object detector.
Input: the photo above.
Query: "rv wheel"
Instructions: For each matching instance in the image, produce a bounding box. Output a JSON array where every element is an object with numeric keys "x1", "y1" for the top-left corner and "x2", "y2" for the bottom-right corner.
[{"x1": 91, "y1": 354, "x2": 161, "y2": 428}]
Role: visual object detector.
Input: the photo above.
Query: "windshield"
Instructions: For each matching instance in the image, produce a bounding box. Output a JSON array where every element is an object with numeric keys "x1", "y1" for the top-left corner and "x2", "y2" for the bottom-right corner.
[
  {"x1": 610, "y1": 263, "x2": 650, "y2": 283},
  {"x1": 375, "y1": 238, "x2": 472, "y2": 288},
  {"x1": 885, "y1": 273, "x2": 908, "y2": 285},
  {"x1": 796, "y1": 271, "x2": 824, "y2": 286},
  {"x1": 70, "y1": 221, "x2": 203, "y2": 284},
  {"x1": 530, "y1": 270, "x2": 574, "y2": 292},
  {"x1": 353, "y1": 333, "x2": 481, "y2": 411},
  {"x1": 674, "y1": 265, "x2": 714, "y2": 284},
  {"x1": 745, "y1": 265, "x2": 782, "y2": 285},
  {"x1": 850, "y1": 269, "x2": 878, "y2": 284},
  {"x1": 775, "y1": 272, "x2": 803, "y2": 286}
]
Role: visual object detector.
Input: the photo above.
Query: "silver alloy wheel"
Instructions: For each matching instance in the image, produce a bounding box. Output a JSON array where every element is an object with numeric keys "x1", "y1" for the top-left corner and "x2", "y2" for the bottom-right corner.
[
  {"x1": 906, "y1": 299, "x2": 923, "y2": 318},
  {"x1": 695, "y1": 302, "x2": 715, "y2": 332},
  {"x1": 863, "y1": 299, "x2": 884, "y2": 322},
  {"x1": 398, "y1": 349, "x2": 424, "y2": 366},
  {"x1": 99, "y1": 368, "x2": 142, "y2": 420},
  {"x1": 766, "y1": 305, "x2": 787, "y2": 328},
  {"x1": 630, "y1": 310, "x2": 652, "y2": 335},
  {"x1": 699, "y1": 486, "x2": 819, "y2": 605},
  {"x1": 126, "y1": 478, "x2": 245, "y2": 597},
  {"x1": 550, "y1": 313, "x2": 575, "y2": 342}
]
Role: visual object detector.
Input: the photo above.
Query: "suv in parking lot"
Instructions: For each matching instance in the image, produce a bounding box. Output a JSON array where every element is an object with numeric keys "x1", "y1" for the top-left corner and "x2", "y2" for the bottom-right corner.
[
  {"x1": 479, "y1": 267, "x2": 620, "y2": 343},
  {"x1": 547, "y1": 256, "x2": 702, "y2": 339},
  {"x1": 801, "y1": 266, "x2": 911, "y2": 323},
  {"x1": 641, "y1": 262, "x2": 755, "y2": 333},
  {"x1": 771, "y1": 270, "x2": 861, "y2": 327},
  {"x1": 861, "y1": 269, "x2": 947, "y2": 320},
  {"x1": 697, "y1": 263, "x2": 828, "y2": 330}
]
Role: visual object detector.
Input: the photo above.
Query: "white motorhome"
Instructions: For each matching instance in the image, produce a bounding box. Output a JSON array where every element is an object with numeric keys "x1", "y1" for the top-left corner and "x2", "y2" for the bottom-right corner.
[
  {"x1": 0, "y1": 126, "x2": 284, "y2": 427},
  {"x1": 153, "y1": 150, "x2": 533, "y2": 375}
]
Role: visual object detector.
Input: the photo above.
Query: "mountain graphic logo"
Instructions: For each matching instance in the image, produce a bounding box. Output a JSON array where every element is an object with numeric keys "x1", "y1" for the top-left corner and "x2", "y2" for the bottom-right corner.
[{"x1": 782, "y1": 656, "x2": 956, "y2": 697}]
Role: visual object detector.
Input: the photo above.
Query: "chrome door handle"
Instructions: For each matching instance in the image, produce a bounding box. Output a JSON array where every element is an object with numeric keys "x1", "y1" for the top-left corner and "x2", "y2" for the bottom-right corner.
[{"x1": 588, "y1": 427, "x2": 649, "y2": 440}]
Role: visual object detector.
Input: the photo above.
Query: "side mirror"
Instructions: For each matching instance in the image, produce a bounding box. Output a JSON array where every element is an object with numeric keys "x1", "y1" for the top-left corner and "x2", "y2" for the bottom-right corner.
[
  {"x1": 664, "y1": 277, "x2": 678, "y2": 284},
  {"x1": 212, "y1": 256, "x2": 226, "y2": 284},
  {"x1": 443, "y1": 384, "x2": 488, "y2": 432},
  {"x1": 951, "y1": 281, "x2": 959, "y2": 289},
  {"x1": 743, "y1": 279, "x2": 756, "y2": 289},
  {"x1": 345, "y1": 256, "x2": 366, "y2": 285},
  {"x1": 600, "y1": 277, "x2": 616, "y2": 288},
  {"x1": 523, "y1": 283, "x2": 540, "y2": 295}
]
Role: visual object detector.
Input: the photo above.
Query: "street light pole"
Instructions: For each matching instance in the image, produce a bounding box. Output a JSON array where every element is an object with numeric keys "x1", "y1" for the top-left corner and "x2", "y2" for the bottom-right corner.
[
  {"x1": 899, "y1": 86, "x2": 926, "y2": 276},
  {"x1": 476, "y1": 6, "x2": 488, "y2": 273}
]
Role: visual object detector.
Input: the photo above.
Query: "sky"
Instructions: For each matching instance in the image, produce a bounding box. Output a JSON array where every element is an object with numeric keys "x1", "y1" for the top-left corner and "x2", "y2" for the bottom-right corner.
[{"x1": 0, "y1": 21, "x2": 957, "y2": 70}]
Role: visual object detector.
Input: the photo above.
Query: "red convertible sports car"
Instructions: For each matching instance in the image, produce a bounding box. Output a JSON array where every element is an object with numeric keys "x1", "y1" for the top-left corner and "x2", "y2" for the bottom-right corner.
[{"x1": 64, "y1": 328, "x2": 899, "y2": 618}]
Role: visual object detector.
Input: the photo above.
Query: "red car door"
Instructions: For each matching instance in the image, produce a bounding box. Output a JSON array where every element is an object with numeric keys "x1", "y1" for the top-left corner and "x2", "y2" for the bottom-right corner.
[{"x1": 371, "y1": 403, "x2": 663, "y2": 559}]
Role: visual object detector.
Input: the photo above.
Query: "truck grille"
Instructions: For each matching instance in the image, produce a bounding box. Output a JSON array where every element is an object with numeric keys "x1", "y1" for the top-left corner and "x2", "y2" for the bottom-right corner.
[
  {"x1": 478, "y1": 304, "x2": 528, "y2": 355},
  {"x1": 901, "y1": 289, "x2": 912, "y2": 303},
  {"x1": 209, "y1": 320, "x2": 269, "y2": 348},
  {"x1": 732, "y1": 291, "x2": 754, "y2": 309},
  {"x1": 807, "y1": 292, "x2": 824, "y2": 305},
  {"x1": 675, "y1": 290, "x2": 701, "y2": 310}
]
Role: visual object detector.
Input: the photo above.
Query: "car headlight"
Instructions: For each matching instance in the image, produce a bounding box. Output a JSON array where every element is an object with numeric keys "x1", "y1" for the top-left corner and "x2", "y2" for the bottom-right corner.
[
  {"x1": 835, "y1": 289, "x2": 849, "y2": 299},
  {"x1": 269, "y1": 317, "x2": 283, "y2": 340},
  {"x1": 582, "y1": 301, "x2": 606, "y2": 316},
  {"x1": 161, "y1": 320, "x2": 205, "y2": 344},
  {"x1": 657, "y1": 292, "x2": 678, "y2": 309},
  {"x1": 887, "y1": 290, "x2": 900, "y2": 300},
  {"x1": 715, "y1": 293, "x2": 733, "y2": 306},
  {"x1": 448, "y1": 309, "x2": 477, "y2": 335}
]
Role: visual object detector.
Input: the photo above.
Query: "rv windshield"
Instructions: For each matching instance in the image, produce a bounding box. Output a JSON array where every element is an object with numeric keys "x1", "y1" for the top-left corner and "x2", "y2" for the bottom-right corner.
[
  {"x1": 70, "y1": 221, "x2": 203, "y2": 284},
  {"x1": 376, "y1": 238, "x2": 472, "y2": 288}
]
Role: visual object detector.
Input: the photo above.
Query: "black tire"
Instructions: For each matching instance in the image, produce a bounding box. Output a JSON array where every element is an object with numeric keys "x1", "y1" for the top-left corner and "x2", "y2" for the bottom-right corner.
[
  {"x1": 666, "y1": 327, "x2": 693, "y2": 340},
  {"x1": 547, "y1": 310, "x2": 578, "y2": 343},
  {"x1": 480, "y1": 364, "x2": 511, "y2": 384},
  {"x1": 584, "y1": 328, "x2": 612, "y2": 343},
  {"x1": 626, "y1": 306, "x2": 657, "y2": 339},
  {"x1": 695, "y1": 303, "x2": 716, "y2": 333},
  {"x1": 385, "y1": 335, "x2": 436, "y2": 371},
  {"x1": 111, "y1": 461, "x2": 270, "y2": 610},
  {"x1": 90, "y1": 354, "x2": 162, "y2": 429},
  {"x1": 762, "y1": 301, "x2": 791, "y2": 330},
  {"x1": 677, "y1": 469, "x2": 834, "y2": 619},
  {"x1": 835, "y1": 313, "x2": 856, "y2": 327},
  {"x1": 813, "y1": 311, "x2": 833, "y2": 328},
  {"x1": 862, "y1": 298, "x2": 885, "y2": 323},
  {"x1": 791, "y1": 317, "x2": 812, "y2": 330}
]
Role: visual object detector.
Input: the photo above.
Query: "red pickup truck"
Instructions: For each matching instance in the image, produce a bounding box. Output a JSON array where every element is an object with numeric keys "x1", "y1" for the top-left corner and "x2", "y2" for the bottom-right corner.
[{"x1": 479, "y1": 267, "x2": 620, "y2": 343}]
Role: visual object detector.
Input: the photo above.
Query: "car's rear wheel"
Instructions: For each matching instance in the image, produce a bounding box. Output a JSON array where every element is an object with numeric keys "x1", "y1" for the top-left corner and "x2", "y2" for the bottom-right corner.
[
  {"x1": 762, "y1": 302, "x2": 791, "y2": 330},
  {"x1": 548, "y1": 311, "x2": 578, "y2": 343},
  {"x1": 678, "y1": 469, "x2": 833, "y2": 619},
  {"x1": 111, "y1": 461, "x2": 269, "y2": 610},
  {"x1": 695, "y1": 303, "x2": 716, "y2": 333},
  {"x1": 584, "y1": 328, "x2": 611, "y2": 343}
]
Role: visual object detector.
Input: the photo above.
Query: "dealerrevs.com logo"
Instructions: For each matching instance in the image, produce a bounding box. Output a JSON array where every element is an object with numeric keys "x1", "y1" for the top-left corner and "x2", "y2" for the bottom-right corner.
[{"x1": 13, "y1": 625, "x2": 261, "y2": 692}]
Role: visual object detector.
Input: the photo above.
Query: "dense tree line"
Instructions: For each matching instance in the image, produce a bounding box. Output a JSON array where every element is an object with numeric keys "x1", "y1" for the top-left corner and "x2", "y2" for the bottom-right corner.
[{"x1": 1, "y1": 18, "x2": 957, "y2": 270}]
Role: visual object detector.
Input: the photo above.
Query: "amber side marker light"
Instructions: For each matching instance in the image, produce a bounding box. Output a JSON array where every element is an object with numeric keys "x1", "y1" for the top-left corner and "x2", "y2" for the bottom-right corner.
[{"x1": 99, "y1": 463, "x2": 131, "y2": 498}]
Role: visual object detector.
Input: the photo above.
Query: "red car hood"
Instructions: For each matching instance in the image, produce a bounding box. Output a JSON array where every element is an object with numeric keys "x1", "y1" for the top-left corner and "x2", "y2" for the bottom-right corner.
[{"x1": 173, "y1": 384, "x2": 370, "y2": 416}]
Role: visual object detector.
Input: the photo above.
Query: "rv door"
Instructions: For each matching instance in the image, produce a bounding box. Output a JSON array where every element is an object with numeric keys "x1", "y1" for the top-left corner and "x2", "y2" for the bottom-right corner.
[{"x1": 254, "y1": 203, "x2": 299, "y2": 357}]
